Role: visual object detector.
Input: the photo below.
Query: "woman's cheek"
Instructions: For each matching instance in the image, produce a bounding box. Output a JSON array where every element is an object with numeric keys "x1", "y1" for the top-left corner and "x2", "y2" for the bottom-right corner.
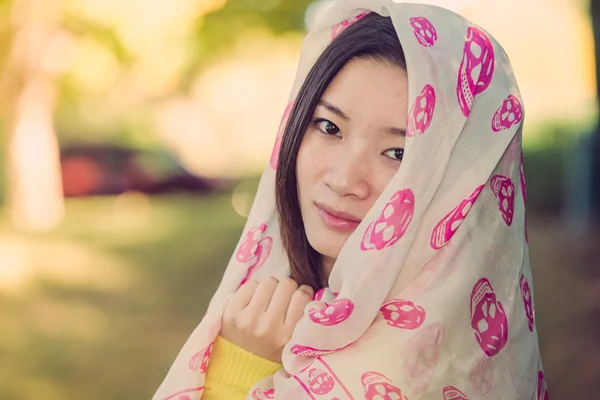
[{"x1": 372, "y1": 160, "x2": 401, "y2": 196}]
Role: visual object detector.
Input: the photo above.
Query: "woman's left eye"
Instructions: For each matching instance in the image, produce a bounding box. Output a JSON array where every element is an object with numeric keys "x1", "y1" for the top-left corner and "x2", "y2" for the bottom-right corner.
[
  {"x1": 382, "y1": 148, "x2": 404, "y2": 161},
  {"x1": 314, "y1": 119, "x2": 341, "y2": 137}
]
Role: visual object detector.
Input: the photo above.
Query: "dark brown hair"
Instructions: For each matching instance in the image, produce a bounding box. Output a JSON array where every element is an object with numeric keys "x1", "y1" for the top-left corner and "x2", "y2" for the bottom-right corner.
[{"x1": 275, "y1": 12, "x2": 407, "y2": 291}]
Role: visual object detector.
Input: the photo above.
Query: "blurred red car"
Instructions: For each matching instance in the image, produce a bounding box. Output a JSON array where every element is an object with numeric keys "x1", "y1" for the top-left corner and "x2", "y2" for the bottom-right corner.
[{"x1": 60, "y1": 144, "x2": 227, "y2": 197}]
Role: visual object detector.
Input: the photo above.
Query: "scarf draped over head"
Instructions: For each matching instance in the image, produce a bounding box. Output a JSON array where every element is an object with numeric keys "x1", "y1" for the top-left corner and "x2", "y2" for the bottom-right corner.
[{"x1": 153, "y1": 0, "x2": 547, "y2": 398}]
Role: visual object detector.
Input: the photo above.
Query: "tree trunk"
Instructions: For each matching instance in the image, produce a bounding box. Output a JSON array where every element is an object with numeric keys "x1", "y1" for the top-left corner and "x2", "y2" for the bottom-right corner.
[{"x1": 5, "y1": 0, "x2": 64, "y2": 231}]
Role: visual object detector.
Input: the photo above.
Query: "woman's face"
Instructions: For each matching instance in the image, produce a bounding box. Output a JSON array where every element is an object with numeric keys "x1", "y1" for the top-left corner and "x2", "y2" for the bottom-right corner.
[{"x1": 296, "y1": 58, "x2": 409, "y2": 274}]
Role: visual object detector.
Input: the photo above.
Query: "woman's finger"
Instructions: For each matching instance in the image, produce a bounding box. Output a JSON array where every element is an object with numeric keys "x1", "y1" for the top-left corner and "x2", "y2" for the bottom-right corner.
[
  {"x1": 223, "y1": 280, "x2": 259, "y2": 320},
  {"x1": 265, "y1": 277, "x2": 299, "y2": 323},
  {"x1": 284, "y1": 285, "x2": 313, "y2": 329},
  {"x1": 245, "y1": 277, "x2": 279, "y2": 313}
]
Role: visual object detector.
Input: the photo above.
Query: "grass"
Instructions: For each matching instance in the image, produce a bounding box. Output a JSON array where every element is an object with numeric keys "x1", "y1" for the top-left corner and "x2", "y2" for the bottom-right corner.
[{"x1": 0, "y1": 193, "x2": 246, "y2": 400}]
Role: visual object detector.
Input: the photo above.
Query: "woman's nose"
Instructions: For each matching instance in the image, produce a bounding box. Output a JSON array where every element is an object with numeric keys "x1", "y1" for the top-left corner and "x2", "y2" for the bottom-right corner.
[{"x1": 323, "y1": 146, "x2": 371, "y2": 199}]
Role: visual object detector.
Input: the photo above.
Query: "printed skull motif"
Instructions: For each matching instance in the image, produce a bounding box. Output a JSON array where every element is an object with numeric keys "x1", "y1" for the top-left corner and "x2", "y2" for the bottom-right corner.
[
  {"x1": 331, "y1": 12, "x2": 369, "y2": 39},
  {"x1": 443, "y1": 385, "x2": 469, "y2": 400},
  {"x1": 431, "y1": 185, "x2": 484, "y2": 250},
  {"x1": 520, "y1": 152, "x2": 527, "y2": 203},
  {"x1": 520, "y1": 151, "x2": 529, "y2": 243},
  {"x1": 270, "y1": 100, "x2": 295, "y2": 170},
  {"x1": 294, "y1": 357, "x2": 352, "y2": 399},
  {"x1": 162, "y1": 387, "x2": 204, "y2": 400},
  {"x1": 313, "y1": 288, "x2": 326, "y2": 301},
  {"x1": 188, "y1": 341, "x2": 213, "y2": 373},
  {"x1": 308, "y1": 368, "x2": 335, "y2": 395},
  {"x1": 457, "y1": 26, "x2": 495, "y2": 116},
  {"x1": 537, "y1": 370, "x2": 549, "y2": 400},
  {"x1": 308, "y1": 298, "x2": 354, "y2": 326},
  {"x1": 490, "y1": 175, "x2": 515, "y2": 226},
  {"x1": 379, "y1": 299, "x2": 426, "y2": 329},
  {"x1": 520, "y1": 274, "x2": 534, "y2": 332},
  {"x1": 236, "y1": 223, "x2": 273, "y2": 287},
  {"x1": 362, "y1": 371, "x2": 408, "y2": 400},
  {"x1": 291, "y1": 344, "x2": 334, "y2": 358},
  {"x1": 407, "y1": 84, "x2": 436, "y2": 137},
  {"x1": 361, "y1": 189, "x2": 415, "y2": 251},
  {"x1": 410, "y1": 17, "x2": 438, "y2": 47},
  {"x1": 492, "y1": 94, "x2": 523, "y2": 132},
  {"x1": 470, "y1": 357, "x2": 494, "y2": 396},
  {"x1": 403, "y1": 322, "x2": 446, "y2": 393},
  {"x1": 252, "y1": 388, "x2": 275, "y2": 400},
  {"x1": 470, "y1": 278, "x2": 508, "y2": 356}
]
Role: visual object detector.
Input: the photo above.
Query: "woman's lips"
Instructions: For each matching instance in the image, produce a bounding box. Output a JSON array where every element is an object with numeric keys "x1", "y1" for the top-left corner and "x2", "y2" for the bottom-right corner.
[{"x1": 315, "y1": 203, "x2": 361, "y2": 232}]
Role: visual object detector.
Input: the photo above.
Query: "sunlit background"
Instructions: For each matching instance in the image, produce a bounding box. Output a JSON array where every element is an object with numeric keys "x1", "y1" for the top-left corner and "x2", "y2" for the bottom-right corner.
[{"x1": 0, "y1": 0, "x2": 598, "y2": 398}]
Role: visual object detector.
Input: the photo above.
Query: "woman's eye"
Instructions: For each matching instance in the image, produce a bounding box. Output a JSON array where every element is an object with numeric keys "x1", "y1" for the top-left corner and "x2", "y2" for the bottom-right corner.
[
  {"x1": 314, "y1": 119, "x2": 341, "y2": 136},
  {"x1": 383, "y1": 148, "x2": 404, "y2": 161}
]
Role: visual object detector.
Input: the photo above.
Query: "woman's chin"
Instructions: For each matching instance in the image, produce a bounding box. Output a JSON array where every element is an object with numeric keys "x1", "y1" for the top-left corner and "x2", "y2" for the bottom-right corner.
[{"x1": 307, "y1": 229, "x2": 349, "y2": 261}]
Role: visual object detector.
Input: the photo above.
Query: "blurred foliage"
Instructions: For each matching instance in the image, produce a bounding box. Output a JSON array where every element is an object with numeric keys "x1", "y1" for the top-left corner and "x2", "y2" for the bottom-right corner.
[
  {"x1": 525, "y1": 148, "x2": 568, "y2": 213},
  {"x1": 181, "y1": 0, "x2": 312, "y2": 86},
  {"x1": 0, "y1": 0, "x2": 314, "y2": 131}
]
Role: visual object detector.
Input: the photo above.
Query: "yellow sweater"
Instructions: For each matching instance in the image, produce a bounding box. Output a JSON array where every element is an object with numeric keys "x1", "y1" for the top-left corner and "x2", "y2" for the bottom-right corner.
[{"x1": 202, "y1": 336, "x2": 282, "y2": 399}]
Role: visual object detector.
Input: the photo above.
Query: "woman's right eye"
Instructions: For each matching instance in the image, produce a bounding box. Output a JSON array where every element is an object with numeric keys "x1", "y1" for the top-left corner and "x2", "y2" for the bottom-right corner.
[{"x1": 313, "y1": 119, "x2": 341, "y2": 137}]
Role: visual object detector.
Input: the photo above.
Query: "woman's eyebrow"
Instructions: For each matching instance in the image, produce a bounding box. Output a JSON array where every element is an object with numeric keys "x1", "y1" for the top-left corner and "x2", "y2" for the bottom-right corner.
[
  {"x1": 317, "y1": 100, "x2": 349, "y2": 121},
  {"x1": 385, "y1": 127, "x2": 406, "y2": 136},
  {"x1": 318, "y1": 99, "x2": 406, "y2": 136}
]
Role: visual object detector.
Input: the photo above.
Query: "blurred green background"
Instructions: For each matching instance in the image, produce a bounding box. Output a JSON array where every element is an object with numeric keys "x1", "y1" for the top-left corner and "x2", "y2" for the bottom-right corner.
[{"x1": 0, "y1": 0, "x2": 598, "y2": 399}]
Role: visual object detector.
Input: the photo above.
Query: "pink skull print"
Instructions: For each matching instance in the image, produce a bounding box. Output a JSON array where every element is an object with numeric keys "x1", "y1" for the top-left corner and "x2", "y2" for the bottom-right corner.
[
  {"x1": 379, "y1": 299, "x2": 426, "y2": 329},
  {"x1": 236, "y1": 223, "x2": 273, "y2": 287},
  {"x1": 307, "y1": 368, "x2": 336, "y2": 395},
  {"x1": 457, "y1": 26, "x2": 495, "y2": 116},
  {"x1": 162, "y1": 387, "x2": 203, "y2": 400},
  {"x1": 361, "y1": 371, "x2": 408, "y2": 400},
  {"x1": 442, "y1": 385, "x2": 469, "y2": 400},
  {"x1": 290, "y1": 344, "x2": 338, "y2": 358},
  {"x1": 519, "y1": 152, "x2": 527, "y2": 204},
  {"x1": 490, "y1": 175, "x2": 515, "y2": 226},
  {"x1": 492, "y1": 94, "x2": 523, "y2": 132},
  {"x1": 409, "y1": 17, "x2": 438, "y2": 47},
  {"x1": 520, "y1": 151, "x2": 529, "y2": 243},
  {"x1": 431, "y1": 185, "x2": 484, "y2": 250},
  {"x1": 361, "y1": 189, "x2": 415, "y2": 251},
  {"x1": 252, "y1": 388, "x2": 275, "y2": 399},
  {"x1": 402, "y1": 322, "x2": 446, "y2": 393},
  {"x1": 308, "y1": 298, "x2": 355, "y2": 326},
  {"x1": 470, "y1": 278, "x2": 508, "y2": 357},
  {"x1": 470, "y1": 357, "x2": 494, "y2": 396},
  {"x1": 331, "y1": 12, "x2": 369, "y2": 39},
  {"x1": 537, "y1": 370, "x2": 549, "y2": 400},
  {"x1": 407, "y1": 84, "x2": 436, "y2": 137},
  {"x1": 188, "y1": 342, "x2": 213, "y2": 373},
  {"x1": 294, "y1": 357, "x2": 352, "y2": 399},
  {"x1": 520, "y1": 274, "x2": 535, "y2": 332}
]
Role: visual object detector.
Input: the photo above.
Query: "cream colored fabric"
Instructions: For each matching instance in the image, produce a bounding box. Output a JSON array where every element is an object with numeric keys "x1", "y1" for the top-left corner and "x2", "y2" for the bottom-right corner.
[{"x1": 153, "y1": 0, "x2": 547, "y2": 399}]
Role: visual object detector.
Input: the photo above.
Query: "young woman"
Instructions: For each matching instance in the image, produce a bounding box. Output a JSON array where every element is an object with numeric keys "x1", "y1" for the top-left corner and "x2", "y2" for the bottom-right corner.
[{"x1": 154, "y1": 1, "x2": 547, "y2": 399}]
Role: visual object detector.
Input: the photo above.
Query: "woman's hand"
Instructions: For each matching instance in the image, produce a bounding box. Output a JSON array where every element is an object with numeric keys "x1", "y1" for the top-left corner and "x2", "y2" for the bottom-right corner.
[{"x1": 220, "y1": 277, "x2": 314, "y2": 364}]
